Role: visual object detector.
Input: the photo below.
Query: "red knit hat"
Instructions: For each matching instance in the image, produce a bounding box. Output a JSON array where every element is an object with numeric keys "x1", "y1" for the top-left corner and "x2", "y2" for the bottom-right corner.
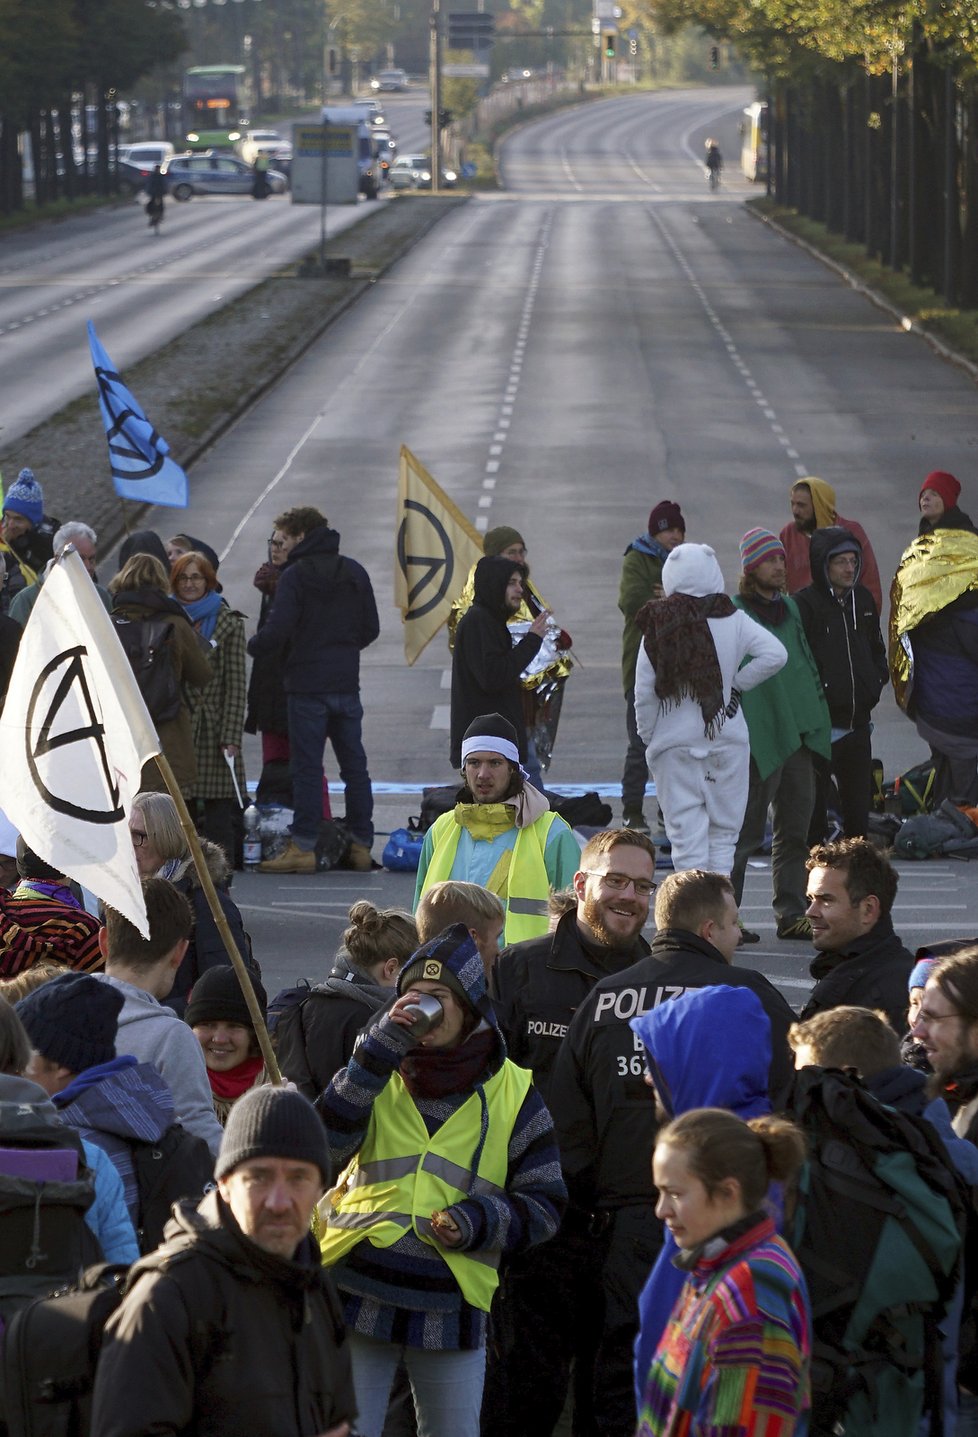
[
  {"x1": 648, "y1": 501, "x2": 685, "y2": 537},
  {"x1": 920, "y1": 470, "x2": 961, "y2": 510}
]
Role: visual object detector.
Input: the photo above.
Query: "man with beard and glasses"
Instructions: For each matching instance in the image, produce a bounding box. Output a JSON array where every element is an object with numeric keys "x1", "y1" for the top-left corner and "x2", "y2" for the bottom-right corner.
[
  {"x1": 484, "y1": 829, "x2": 656, "y2": 1437},
  {"x1": 540, "y1": 867, "x2": 795, "y2": 1437}
]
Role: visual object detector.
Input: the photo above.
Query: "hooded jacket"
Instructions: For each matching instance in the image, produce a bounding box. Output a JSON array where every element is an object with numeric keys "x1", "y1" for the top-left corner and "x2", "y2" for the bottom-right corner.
[
  {"x1": 628, "y1": 986, "x2": 775, "y2": 1406},
  {"x1": 96, "y1": 973, "x2": 224, "y2": 1157},
  {"x1": 450, "y1": 556, "x2": 543, "y2": 766},
  {"x1": 794, "y1": 527, "x2": 888, "y2": 731},
  {"x1": 619, "y1": 533, "x2": 673, "y2": 692},
  {"x1": 91, "y1": 1189, "x2": 357, "y2": 1437},
  {"x1": 53, "y1": 1055, "x2": 175, "y2": 1222},
  {"x1": 779, "y1": 477, "x2": 883, "y2": 613},
  {"x1": 634, "y1": 545, "x2": 787, "y2": 760},
  {"x1": 247, "y1": 524, "x2": 379, "y2": 696},
  {"x1": 276, "y1": 948, "x2": 395, "y2": 1101}
]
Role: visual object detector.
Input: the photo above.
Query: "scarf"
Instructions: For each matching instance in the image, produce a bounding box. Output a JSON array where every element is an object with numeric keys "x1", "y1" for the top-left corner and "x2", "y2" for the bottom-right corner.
[
  {"x1": 637, "y1": 592, "x2": 735, "y2": 737},
  {"x1": 177, "y1": 589, "x2": 224, "y2": 640},
  {"x1": 12, "y1": 879, "x2": 81, "y2": 909},
  {"x1": 453, "y1": 802, "x2": 516, "y2": 841},
  {"x1": 400, "y1": 1026, "x2": 497, "y2": 1100},
  {"x1": 0, "y1": 537, "x2": 37, "y2": 589},
  {"x1": 740, "y1": 590, "x2": 789, "y2": 628},
  {"x1": 208, "y1": 1055, "x2": 265, "y2": 1100}
]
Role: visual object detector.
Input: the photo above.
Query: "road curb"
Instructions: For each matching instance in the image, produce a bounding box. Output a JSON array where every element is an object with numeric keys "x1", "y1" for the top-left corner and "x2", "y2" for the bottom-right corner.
[{"x1": 748, "y1": 204, "x2": 978, "y2": 388}]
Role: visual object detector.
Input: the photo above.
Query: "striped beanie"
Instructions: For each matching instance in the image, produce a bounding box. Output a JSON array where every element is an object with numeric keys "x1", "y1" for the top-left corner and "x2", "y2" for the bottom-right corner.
[{"x1": 739, "y1": 528, "x2": 785, "y2": 573}]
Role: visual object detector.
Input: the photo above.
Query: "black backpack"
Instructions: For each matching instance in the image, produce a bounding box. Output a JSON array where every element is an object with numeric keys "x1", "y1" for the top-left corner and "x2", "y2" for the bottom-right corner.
[
  {"x1": 130, "y1": 1124, "x2": 214, "y2": 1254},
  {"x1": 111, "y1": 615, "x2": 182, "y2": 724},
  {"x1": 788, "y1": 1068, "x2": 967, "y2": 1437}
]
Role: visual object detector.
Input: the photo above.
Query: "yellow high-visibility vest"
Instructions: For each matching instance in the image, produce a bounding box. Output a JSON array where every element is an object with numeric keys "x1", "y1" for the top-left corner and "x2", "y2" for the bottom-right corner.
[
  {"x1": 320, "y1": 1060, "x2": 532, "y2": 1311},
  {"x1": 421, "y1": 809, "x2": 559, "y2": 943}
]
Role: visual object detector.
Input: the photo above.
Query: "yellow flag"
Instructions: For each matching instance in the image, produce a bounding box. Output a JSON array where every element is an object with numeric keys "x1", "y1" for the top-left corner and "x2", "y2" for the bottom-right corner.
[{"x1": 395, "y1": 445, "x2": 484, "y2": 665}]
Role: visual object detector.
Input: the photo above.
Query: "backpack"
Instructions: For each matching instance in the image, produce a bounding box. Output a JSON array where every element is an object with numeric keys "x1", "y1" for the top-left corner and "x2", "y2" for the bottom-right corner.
[
  {"x1": 884, "y1": 761, "x2": 937, "y2": 817},
  {"x1": 547, "y1": 790, "x2": 613, "y2": 830},
  {"x1": 788, "y1": 1067, "x2": 966, "y2": 1437},
  {"x1": 130, "y1": 1124, "x2": 214, "y2": 1255},
  {"x1": 111, "y1": 615, "x2": 181, "y2": 724},
  {"x1": 266, "y1": 978, "x2": 314, "y2": 1039},
  {"x1": 893, "y1": 800, "x2": 978, "y2": 860}
]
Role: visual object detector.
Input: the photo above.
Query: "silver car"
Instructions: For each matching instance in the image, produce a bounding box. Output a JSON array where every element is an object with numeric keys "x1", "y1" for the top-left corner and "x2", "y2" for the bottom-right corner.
[{"x1": 162, "y1": 151, "x2": 287, "y2": 200}]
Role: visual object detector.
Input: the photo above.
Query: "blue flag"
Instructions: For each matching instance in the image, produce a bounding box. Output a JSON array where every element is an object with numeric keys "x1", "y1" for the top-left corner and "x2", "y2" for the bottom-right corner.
[{"x1": 87, "y1": 321, "x2": 188, "y2": 508}]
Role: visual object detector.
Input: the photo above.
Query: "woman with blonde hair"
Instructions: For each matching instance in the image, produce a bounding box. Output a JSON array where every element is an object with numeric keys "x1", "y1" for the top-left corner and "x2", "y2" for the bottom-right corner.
[
  {"x1": 170, "y1": 549, "x2": 247, "y2": 866},
  {"x1": 276, "y1": 901, "x2": 418, "y2": 1100},
  {"x1": 129, "y1": 790, "x2": 254, "y2": 1018},
  {"x1": 110, "y1": 553, "x2": 211, "y2": 796}
]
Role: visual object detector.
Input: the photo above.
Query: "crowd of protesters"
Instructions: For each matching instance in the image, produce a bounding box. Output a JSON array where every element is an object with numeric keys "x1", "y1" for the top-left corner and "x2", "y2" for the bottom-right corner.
[{"x1": 1, "y1": 465, "x2": 978, "y2": 1436}]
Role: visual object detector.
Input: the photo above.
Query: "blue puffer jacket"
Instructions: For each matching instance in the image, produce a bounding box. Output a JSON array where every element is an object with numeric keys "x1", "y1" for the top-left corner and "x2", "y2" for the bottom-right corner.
[
  {"x1": 247, "y1": 525, "x2": 379, "y2": 695},
  {"x1": 54, "y1": 1055, "x2": 175, "y2": 1224},
  {"x1": 628, "y1": 985, "x2": 774, "y2": 1409}
]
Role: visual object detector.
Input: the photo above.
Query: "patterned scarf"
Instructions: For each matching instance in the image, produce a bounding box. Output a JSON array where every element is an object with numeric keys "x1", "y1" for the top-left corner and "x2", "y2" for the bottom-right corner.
[
  {"x1": 637, "y1": 592, "x2": 735, "y2": 738},
  {"x1": 400, "y1": 1026, "x2": 497, "y2": 1100}
]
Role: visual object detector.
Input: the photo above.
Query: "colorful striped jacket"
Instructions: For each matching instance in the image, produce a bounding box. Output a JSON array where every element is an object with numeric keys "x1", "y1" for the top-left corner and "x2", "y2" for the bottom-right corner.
[
  {"x1": 0, "y1": 883, "x2": 103, "y2": 976},
  {"x1": 637, "y1": 1214, "x2": 811, "y2": 1437}
]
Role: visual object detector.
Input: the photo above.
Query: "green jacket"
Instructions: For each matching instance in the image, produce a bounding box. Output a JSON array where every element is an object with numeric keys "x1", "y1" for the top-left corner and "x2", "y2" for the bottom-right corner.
[
  {"x1": 619, "y1": 540, "x2": 667, "y2": 692},
  {"x1": 732, "y1": 593, "x2": 831, "y2": 780}
]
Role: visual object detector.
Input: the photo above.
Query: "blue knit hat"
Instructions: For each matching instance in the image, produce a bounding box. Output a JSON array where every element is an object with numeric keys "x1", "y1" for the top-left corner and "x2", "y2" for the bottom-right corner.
[
  {"x1": 3, "y1": 468, "x2": 43, "y2": 527},
  {"x1": 17, "y1": 973, "x2": 123, "y2": 1073},
  {"x1": 397, "y1": 924, "x2": 495, "y2": 1025},
  {"x1": 908, "y1": 956, "x2": 940, "y2": 992}
]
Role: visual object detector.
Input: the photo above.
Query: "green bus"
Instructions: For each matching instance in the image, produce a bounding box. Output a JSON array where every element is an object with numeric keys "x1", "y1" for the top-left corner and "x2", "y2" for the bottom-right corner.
[{"x1": 183, "y1": 65, "x2": 250, "y2": 149}]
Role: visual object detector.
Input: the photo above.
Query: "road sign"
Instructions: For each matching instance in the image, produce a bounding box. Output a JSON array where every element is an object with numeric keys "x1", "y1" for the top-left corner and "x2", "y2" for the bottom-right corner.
[
  {"x1": 290, "y1": 124, "x2": 358, "y2": 204},
  {"x1": 443, "y1": 62, "x2": 490, "y2": 77}
]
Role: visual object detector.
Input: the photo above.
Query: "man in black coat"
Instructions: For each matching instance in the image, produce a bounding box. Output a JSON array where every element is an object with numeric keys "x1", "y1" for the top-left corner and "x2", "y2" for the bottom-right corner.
[
  {"x1": 545, "y1": 867, "x2": 795, "y2": 1437},
  {"x1": 92, "y1": 1086, "x2": 356, "y2": 1437},
  {"x1": 794, "y1": 525, "x2": 888, "y2": 839},
  {"x1": 248, "y1": 507, "x2": 379, "y2": 875},
  {"x1": 800, "y1": 837, "x2": 915, "y2": 1034},
  {"x1": 485, "y1": 828, "x2": 656, "y2": 1437},
  {"x1": 450, "y1": 555, "x2": 548, "y2": 768}
]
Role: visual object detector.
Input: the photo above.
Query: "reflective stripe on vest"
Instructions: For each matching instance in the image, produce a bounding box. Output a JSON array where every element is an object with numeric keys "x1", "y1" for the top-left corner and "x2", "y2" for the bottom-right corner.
[
  {"x1": 320, "y1": 1060, "x2": 532, "y2": 1311},
  {"x1": 420, "y1": 810, "x2": 558, "y2": 945}
]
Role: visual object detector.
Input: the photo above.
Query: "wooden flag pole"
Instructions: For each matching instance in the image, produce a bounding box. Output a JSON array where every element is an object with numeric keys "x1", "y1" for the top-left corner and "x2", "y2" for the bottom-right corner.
[{"x1": 153, "y1": 752, "x2": 282, "y2": 1085}]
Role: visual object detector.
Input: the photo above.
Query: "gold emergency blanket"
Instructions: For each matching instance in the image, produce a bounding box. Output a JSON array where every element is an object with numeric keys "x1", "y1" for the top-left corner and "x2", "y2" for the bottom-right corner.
[{"x1": 888, "y1": 529, "x2": 978, "y2": 710}]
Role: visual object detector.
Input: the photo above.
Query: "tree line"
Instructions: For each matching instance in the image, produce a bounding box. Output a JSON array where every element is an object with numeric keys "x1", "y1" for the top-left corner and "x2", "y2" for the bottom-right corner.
[{"x1": 649, "y1": 0, "x2": 978, "y2": 305}]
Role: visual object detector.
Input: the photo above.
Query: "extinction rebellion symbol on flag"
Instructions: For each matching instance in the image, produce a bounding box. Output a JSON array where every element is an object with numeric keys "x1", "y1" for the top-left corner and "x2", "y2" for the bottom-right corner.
[{"x1": 25, "y1": 645, "x2": 124, "y2": 823}]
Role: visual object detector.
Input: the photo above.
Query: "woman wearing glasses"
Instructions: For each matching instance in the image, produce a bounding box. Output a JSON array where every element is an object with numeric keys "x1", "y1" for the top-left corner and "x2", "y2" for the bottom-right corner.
[
  {"x1": 170, "y1": 550, "x2": 247, "y2": 867},
  {"x1": 244, "y1": 517, "x2": 333, "y2": 818}
]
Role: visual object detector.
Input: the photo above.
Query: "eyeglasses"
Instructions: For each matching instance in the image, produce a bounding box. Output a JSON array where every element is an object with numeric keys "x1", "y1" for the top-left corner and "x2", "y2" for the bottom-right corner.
[
  {"x1": 916, "y1": 1007, "x2": 962, "y2": 1025},
  {"x1": 176, "y1": 573, "x2": 205, "y2": 586},
  {"x1": 131, "y1": 829, "x2": 147, "y2": 847},
  {"x1": 583, "y1": 870, "x2": 657, "y2": 897}
]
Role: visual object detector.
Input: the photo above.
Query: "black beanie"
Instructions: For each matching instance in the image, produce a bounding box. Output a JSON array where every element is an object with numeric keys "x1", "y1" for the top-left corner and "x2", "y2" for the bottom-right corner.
[
  {"x1": 16, "y1": 973, "x2": 123, "y2": 1073},
  {"x1": 215, "y1": 1085, "x2": 331, "y2": 1184},
  {"x1": 186, "y1": 964, "x2": 268, "y2": 1031}
]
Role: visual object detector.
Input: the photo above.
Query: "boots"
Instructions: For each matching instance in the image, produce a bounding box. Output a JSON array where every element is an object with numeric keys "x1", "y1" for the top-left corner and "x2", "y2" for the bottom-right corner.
[
  {"x1": 346, "y1": 842, "x2": 373, "y2": 872},
  {"x1": 258, "y1": 840, "x2": 315, "y2": 875}
]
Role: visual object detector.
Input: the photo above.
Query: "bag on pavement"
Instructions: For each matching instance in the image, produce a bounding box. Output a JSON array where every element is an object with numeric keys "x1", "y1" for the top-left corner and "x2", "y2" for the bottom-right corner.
[
  {"x1": 788, "y1": 1067, "x2": 966, "y2": 1437},
  {"x1": 382, "y1": 824, "x2": 425, "y2": 872},
  {"x1": 111, "y1": 616, "x2": 181, "y2": 724},
  {"x1": 420, "y1": 786, "x2": 458, "y2": 832}
]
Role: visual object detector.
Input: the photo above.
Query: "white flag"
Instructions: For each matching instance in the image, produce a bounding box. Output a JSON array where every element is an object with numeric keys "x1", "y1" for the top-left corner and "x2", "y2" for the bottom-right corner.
[{"x1": 0, "y1": 550, "x2": 160, "y2": 936}]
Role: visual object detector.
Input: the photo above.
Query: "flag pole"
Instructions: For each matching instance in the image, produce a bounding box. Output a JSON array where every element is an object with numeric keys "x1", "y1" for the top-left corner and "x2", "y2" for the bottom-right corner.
[{"x1": 153, "y1": 751, "x2": 282, "y2": 1085}]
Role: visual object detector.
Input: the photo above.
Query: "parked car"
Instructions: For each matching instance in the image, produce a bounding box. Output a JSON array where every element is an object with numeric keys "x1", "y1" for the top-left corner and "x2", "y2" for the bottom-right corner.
[
  {"x1": 237, "y1": 129, "x2": 286, "y2": 165},
  {"x1": 371, "y1": 68, "x2": 408, "y2": 92},
  {"x1": 119, "y1": 141, "x2": 175, "y2": 169},
  {"x1": 389, "y1": 154, "x2": 457, "y2": 190},
  {"x1": 161, "y1": 151, "x2": 287, "y2": 199}
]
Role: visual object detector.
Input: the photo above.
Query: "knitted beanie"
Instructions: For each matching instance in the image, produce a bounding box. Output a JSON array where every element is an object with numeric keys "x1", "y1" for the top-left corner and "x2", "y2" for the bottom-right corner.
[
  {"x1": 3, "y1": 468, "x2": 43, "y2": 526},
  {"x1": 16, "y1": 973, "x2": 123, "y2": 1073},
  {"x1": 908, "y1": 956, "x2": 940, "y2": 992},
  {"x1": 739, "y1": 527, "x2": 785, "y2": 573},
  {"x1": 483, "y1": 526, "x2": 524, "y2": 557},
  {"x1": 920, "y1": 470, "x2": 961, "y2": 511},
  {"x1": 648, "y1": 500, "x2": 685, "y2": 537},
  {"x1": 185, "y1": 964, "x2": 268, "y2": 1031},
  {"x1": 215, "y1": 1084, "x2": 331, "y2": 1183},
  {"x1": 461, "y1": 712, "x2": 520, "y2": 766},
  {"x1": 397, "y1": 923, "x2": 493, "y2": 1023}
]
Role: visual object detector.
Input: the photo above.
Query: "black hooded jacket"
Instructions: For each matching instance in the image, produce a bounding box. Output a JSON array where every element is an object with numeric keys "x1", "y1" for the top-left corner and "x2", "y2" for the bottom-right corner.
[
  {"x1": 247, "y1": 525, "x2": 379, "y2": 695},
  {"x1": 794, "y1": 526, "x2": 887, "y2": 729},
  {"x1": 449, "y1": 555, "x2": 543, "y2": 766},
  {"x1": 91, "y1": 1190, "x2": 356, "y2": 1437}
]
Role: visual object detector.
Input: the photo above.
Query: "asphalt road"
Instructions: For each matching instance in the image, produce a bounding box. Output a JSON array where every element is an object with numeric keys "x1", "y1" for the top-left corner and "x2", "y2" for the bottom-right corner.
[
  {"x1": 0, "y1": 93, "x2": 430, "y2": 446},
  {"x1": 105, "y1": 85, "x2": 978, "y2": 1002}
]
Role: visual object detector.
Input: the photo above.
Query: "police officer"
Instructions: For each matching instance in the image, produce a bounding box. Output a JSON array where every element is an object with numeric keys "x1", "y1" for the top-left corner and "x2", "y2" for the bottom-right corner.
[
  {"x1": 485, "y1": 828, "x2": 656, "y2": 1437},
  {"x1": 547, "y1": 868, "x2": 795, "y2": 1435}
]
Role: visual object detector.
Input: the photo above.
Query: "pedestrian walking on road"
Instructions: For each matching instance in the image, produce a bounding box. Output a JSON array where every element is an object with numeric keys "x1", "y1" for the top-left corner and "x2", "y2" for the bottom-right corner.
[{"x1": 146, "y1": 164, "x2": 165, "y2": 234}]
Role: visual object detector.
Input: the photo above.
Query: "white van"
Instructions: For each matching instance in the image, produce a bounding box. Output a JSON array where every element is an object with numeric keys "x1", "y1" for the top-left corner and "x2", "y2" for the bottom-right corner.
[
  {"x1": 320, "y1": 107, "x2": 383, "y2": 198},
  {"x1": 118, "y1": 141, "x2": 175, "y2": 169}
]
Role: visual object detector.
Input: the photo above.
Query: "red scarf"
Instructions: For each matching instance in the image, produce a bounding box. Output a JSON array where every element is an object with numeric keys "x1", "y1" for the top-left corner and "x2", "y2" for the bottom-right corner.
[
  {"x1": 400, "y1": 1028, "x2": 497, "y2": 1100},
  {"x1": 208, "y1": 1055, "x2": 264, "y2": 1100}
]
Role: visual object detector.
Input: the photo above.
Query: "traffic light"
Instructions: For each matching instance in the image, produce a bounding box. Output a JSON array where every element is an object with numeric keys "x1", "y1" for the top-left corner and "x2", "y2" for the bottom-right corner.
[
  {"x1": 710, "y1": 44, "x2": 719, "y2": 68},
  {"x1": 328, "y1": 47, "x2": 338, "y2": 74},
  {"x1": 629, "y1": 37, "x2": 637, "y2": 55},
  {"x1": 603, "y1": 32, "x2": 616, "y2": 58},
  {"x1": 424, "y1": 109, "x2": 454, "y2": 129}
]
